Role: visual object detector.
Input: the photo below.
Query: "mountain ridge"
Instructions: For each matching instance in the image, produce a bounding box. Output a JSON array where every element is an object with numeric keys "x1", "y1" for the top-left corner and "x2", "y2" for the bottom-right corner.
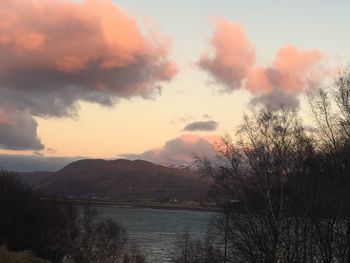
[{"x1": 20, "y1": 158, "x2": 210, "y2": 202}]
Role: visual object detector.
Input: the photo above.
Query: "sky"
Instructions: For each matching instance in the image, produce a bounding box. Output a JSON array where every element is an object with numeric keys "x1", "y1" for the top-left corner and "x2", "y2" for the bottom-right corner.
[{"x1": 0, "y1": 0, "x2": 349, "y2": 171}]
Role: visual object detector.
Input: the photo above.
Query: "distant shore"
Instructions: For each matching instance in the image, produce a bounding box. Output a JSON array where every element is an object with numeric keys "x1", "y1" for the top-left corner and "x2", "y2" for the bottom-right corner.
[{"x1": 42, "y1": 197, "x2": 220, "y2": 213}]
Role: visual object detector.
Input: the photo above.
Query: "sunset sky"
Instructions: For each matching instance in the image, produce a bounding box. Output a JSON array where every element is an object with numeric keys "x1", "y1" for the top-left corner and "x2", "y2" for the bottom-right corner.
[{"x1": 0, "y1": 0, "x2": 349, "y2": 171}]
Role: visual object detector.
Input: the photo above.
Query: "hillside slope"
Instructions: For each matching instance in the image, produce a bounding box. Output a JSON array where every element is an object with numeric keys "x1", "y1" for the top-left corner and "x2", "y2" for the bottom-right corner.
[{"x1": 29, "y1": 159, "x2": 209, "y2": 201}]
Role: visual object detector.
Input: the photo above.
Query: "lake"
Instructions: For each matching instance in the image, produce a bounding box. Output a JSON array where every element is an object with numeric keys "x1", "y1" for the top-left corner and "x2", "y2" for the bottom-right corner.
[{"x1": 97, "y1": 207, "x2": 217, "y2": 262}]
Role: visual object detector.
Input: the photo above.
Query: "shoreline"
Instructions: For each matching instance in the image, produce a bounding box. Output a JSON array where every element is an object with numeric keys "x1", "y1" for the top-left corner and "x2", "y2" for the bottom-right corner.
[{"x1": 42, "y1": 197, "x2": 220, "y2": 213}]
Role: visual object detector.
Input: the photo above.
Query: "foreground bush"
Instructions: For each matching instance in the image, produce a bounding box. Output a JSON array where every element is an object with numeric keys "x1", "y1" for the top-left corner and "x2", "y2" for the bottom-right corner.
[{"x1": 0, "y1": 246, "x2": 49, "y2": 263}]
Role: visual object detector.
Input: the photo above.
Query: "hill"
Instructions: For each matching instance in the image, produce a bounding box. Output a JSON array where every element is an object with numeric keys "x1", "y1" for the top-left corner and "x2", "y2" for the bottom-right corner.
[{"x1": 21, "y1": 159, "x2": 210, "y2": 201}]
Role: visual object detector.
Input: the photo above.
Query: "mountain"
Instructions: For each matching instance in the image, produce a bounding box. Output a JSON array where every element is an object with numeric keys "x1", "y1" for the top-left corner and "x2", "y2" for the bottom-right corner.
[{"x1": 22, "y1": 159, "x2": 210, "y2": 201}]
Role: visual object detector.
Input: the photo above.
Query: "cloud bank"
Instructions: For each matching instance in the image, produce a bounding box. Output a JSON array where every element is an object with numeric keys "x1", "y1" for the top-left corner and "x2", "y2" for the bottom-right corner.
[
  {"x1": 0, "y1": 0, "x2": 177, "y2": 150},
  {"x1": 183, "y1": 120, "x2": 218, "y2": 131},
  {"x1": 121, "y1": 134, "x2": 220, "y2": 165},
  {"x1": 198, "y1": 18, "x2": 326, "y2": 109}
]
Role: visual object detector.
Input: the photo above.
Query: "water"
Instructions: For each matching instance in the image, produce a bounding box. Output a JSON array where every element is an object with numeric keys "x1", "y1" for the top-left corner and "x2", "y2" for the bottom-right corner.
[{"x1": 97, "y1": 207, "x2": 216, "y2": 262}]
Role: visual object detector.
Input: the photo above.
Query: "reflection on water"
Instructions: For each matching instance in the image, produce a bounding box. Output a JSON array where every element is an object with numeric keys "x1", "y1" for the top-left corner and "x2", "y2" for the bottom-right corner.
[{"x1": 97, "y1": 207, "x2": 216, "y2": 262}]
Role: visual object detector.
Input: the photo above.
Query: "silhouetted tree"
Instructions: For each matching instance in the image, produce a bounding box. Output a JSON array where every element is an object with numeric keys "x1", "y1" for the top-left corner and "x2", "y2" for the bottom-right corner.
[
  {"x1": 197, "y1": 68, "x2": 350, "y2": 262},
  {"x1": 65, "y1": 206, "x2": 128, "y2": 263},
  {"x1": 170, "y1": 232, "x2": 222, "y2": 263},
  {"x1": 0, "y1": 170, "x2": 76, "y2": 261},
  {"x1": 307, "y1": 67, "x2": 350, "y2": 263},
  {"x1": 122, "y1": 244, "x2": 148, "y2": 263}
]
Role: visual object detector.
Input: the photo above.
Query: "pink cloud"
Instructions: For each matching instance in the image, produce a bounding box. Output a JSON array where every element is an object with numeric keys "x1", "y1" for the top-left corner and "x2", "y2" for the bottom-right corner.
[
  {"x1": 0, "y1": 0, "x2": 177, "y2": 89},
  {"x1": 0, "y1": 109, "x2": 12, "y2": 125},
  {"x1": 199, "y1": 18, "x2": 327, "y2": 108},
  {"x1": 0, "y1": 0, "x2": 177, "y2": 150},
  {"x1": 121, "y1": 134, "x2": 221, "y2": 165},
  {"x1": 246, "y1": 67, "x2": 272, "y2": 93},
  {"x1": 246, "y1": 46, "x2": 324, "y2": 93},
  {"x1": 198, "y1": 18, "x2": 255, "y2": 91}
]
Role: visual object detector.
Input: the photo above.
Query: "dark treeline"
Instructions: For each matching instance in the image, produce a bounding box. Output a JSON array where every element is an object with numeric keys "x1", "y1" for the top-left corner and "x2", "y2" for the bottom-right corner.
[
  {"x1": 0, "y1": 171, "x2": 146, "y2": 263},
  {"x1": 195, "y1": 68, "x2": 350, "y2": 262}
]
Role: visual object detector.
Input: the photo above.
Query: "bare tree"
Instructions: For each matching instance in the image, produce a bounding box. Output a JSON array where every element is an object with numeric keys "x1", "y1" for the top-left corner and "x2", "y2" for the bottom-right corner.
[
  {"x1": 170, "y1": 232, "x2": 222, "y2": 263},
  {"x1": 65, "y1": 206, "x2": 128, "y2": 263},
  {"x1": 196, "y1": 68, "x2": 350, "y2": 263},
  {"x1": 307, "y1": 67, "x2": 350, "y2": 263}
]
